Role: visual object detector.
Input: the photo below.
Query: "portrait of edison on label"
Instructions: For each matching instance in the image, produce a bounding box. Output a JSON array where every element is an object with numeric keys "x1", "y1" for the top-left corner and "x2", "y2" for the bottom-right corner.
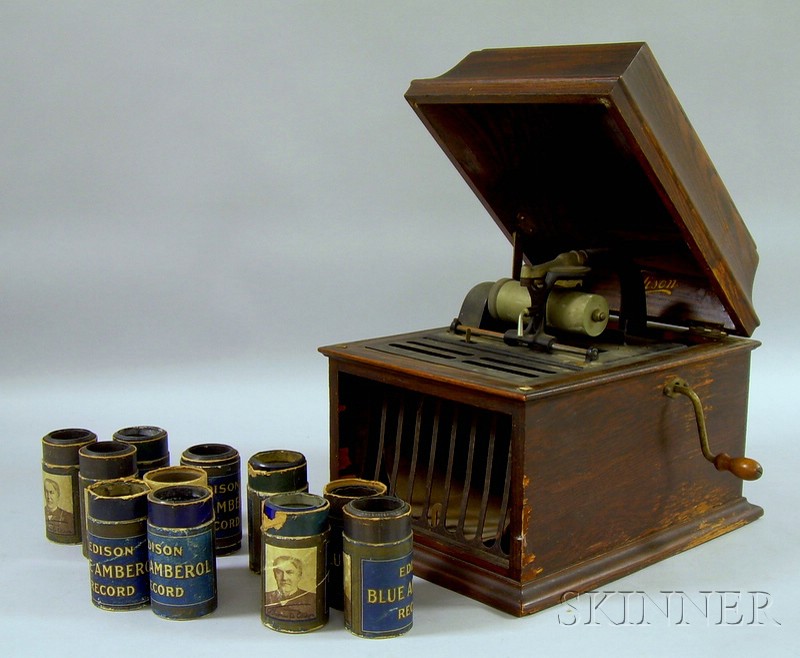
[
  {"x1": 263, "y1": 546, "x2": 318, "y2": 621},
  {"x1": 43, "y1": 475, "x2": 75, "y2": 536}
]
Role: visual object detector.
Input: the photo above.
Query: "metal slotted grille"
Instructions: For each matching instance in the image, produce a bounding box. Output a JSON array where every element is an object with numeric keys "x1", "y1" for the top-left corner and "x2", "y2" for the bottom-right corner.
[
  {"x1": 362, "y1": 331, "x2": 686, "y2": 384},
  {"x1": 366, "y1": 333, "x2": 582, "y2": 382},
  {"x1": 339, "y1": 376, "x2": 512, "y2": 563}
]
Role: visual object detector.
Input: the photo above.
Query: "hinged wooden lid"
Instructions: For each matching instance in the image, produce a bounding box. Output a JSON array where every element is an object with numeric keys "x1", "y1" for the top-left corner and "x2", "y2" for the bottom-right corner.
[{"x1": 405, "y1": 43, "x2": 759, "y2": 336}]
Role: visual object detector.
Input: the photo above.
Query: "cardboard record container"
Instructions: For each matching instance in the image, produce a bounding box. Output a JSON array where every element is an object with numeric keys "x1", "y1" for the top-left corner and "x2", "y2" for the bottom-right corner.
[
  {"x1": 261, "y1": 492, "x2": 329, "y2": 633},
  {"x1": 180, "y1": 444, "x2": 242, "y2": 556},
  {"x1": 143, "y1": 465, "x2": 208, "y2": 491},
  {"x1": 147, "y1": 485, "x2": 217, "y2": 620},
  {"x1": 42, "y1": 428, "x2": 97, "y2": 544},
  {"x1": 78, "y1": 441, "x2": 138, "y2": 557},
  {"x1": 343, "y1": 495, "x2": 413, "y2": 638},
  {"x1": 246, "y1": 450, "x2": 308, "y2": 572},
  {"x1": 323, "y1": 478, "x2": 387, "y2": 610},
  {"x1": 86, "y1": 477, "x2": 150, "y2": 611},
  {"x1": 113, "y1": 425, "x2": 169, "y2": 476}
]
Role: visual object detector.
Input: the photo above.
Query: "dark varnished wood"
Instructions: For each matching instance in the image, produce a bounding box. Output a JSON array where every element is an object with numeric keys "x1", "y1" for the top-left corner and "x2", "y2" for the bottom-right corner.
[
  {"x1": 321, "y1": 333, "x2": 762, "y2": 615},
  {"x1": 405, "y1": 42, "x2": 759, "y2": 336},
  {"x1": 320, "y1": 43, "x2": 763, "y2": 616}
]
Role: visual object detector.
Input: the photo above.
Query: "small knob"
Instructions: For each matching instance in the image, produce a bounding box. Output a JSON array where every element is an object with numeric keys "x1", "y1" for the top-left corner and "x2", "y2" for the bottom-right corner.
[{"x1": 713, "y1": 453, "x2": 763, "y2": 481}]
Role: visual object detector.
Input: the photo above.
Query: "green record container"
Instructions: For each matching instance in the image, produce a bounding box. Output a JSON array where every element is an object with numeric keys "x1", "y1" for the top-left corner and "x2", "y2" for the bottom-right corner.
[
  {"x1": 261, "y1": 492, "x2": 329, "y2": 633},
  {"x1": 246, "y1": 450, "x2": 308, "y2": 572}
]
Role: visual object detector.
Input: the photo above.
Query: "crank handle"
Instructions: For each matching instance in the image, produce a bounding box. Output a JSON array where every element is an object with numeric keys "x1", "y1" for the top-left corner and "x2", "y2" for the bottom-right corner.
[{"x1": 664, "y1": 377, "x2": 763, "y2": 481}]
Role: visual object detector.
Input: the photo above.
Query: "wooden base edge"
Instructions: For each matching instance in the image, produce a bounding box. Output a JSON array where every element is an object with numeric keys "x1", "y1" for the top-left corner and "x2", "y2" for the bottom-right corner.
[{"x1": 413, "y1": 497, "x2": 764, "y2": 617}]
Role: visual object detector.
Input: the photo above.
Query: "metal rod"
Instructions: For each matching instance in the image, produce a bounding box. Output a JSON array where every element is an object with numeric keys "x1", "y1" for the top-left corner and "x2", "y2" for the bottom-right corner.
[
  {"x1": 452, "y1": 321, "x2": 598, "y2": 360},
  {"x1": 388, "y1": 394, "x2": 405, "y2": 496},
  {"x1": 373, "y1": 396, "x2": 388, "y2": 482},
  {"x1": 451, "y1": 323, "x2": 504, "y2": 340},
  {"x1": 441, "y1": 405, "x2": 459, "y2": 532},
  {"x1": 671, "y1": 379, "x2": 715, "y2": 462},
  {"x1": 475, "y1": 415, "x2": 496, "y2": 544},
  {"x1": 419, "y1": 399, "x2": 441, "y2": 525},
  {"x1": 457, "y1": 413, "x2": 478, "y2": 540},
  {"x1": 406, "y1": 397, "x2": 423, "y2": 504},
  {"x1": 492, "y1": 439, "x2": 513, "y2": 556}
]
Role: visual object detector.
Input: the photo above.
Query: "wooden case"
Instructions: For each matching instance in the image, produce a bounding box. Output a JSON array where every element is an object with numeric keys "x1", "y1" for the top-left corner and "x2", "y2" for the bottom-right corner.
[{"x1": 319, "y1": 43, "x2": 763, "y2": 616}]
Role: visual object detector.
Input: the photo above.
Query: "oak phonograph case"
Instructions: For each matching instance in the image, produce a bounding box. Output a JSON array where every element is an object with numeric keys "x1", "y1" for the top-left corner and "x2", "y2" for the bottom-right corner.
[{"x1": 319, "y1": 42, "x2": 763, "y2": 616}]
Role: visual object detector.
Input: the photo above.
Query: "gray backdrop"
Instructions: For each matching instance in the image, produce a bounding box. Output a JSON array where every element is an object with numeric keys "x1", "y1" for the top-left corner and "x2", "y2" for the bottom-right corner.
[{"x1": 3, "y1": 1, "x2": 797, "y2": 655}]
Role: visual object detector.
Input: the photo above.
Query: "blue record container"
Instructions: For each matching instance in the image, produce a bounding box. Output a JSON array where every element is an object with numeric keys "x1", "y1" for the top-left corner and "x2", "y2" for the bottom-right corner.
[
  {"x1": 343, "y1": 495, "x2": 413, "y2": 638},
  {"x1": 180, "y1": 443, "x2": 242, "y2": 556},
  {"x1": 147, "y1": 485, "x2": 217, "y2": 620},
  {"x1": 86, "y1": 477, "x2": 151, "y2": 611}
]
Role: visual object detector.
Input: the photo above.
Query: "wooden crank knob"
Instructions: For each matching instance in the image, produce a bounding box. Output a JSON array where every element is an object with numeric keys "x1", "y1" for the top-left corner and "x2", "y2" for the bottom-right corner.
[{"x1": 713, "y1": 453, "x2": 763, "y2": 481}]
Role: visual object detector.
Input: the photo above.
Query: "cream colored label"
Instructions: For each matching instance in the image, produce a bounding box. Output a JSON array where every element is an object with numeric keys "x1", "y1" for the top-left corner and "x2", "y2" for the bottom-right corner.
[
  {"x1": 43, "y1": 472, "x2": 76, "y2": 536},
  {"x1": 263, "y1": 545, "x2": 318, "y2": 622}
]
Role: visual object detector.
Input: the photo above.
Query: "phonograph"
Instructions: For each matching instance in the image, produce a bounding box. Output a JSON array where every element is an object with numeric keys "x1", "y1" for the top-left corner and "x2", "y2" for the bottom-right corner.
[{"x1": 319, "y1": 43, "x2": 763, "y2": 616}]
